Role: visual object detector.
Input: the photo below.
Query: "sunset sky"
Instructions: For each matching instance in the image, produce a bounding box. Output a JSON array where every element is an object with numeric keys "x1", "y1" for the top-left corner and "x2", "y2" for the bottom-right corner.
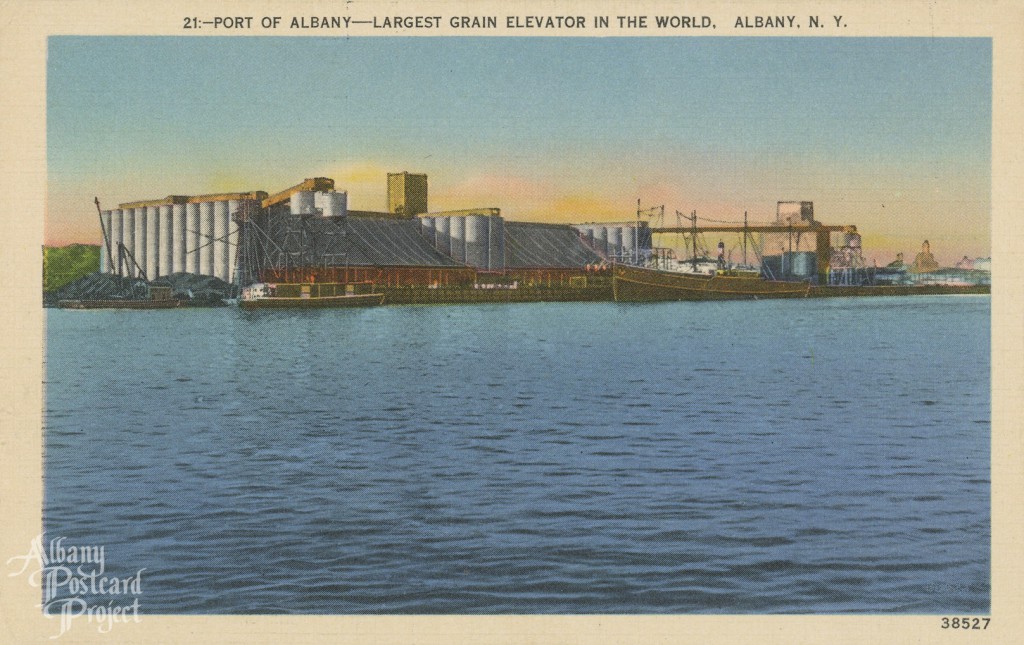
[{"x1": 47, "y1": 36, "x2": 991, "y2": 265}]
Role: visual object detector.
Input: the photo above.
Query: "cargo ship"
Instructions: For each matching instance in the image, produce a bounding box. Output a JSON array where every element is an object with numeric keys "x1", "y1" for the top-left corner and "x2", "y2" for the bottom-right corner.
[
  {"x1": 612, "y1": 262, "x2": 810, "y2": 302},
  {"x1": 239, "y1": 282, "x2": 384, "y2": 309}
]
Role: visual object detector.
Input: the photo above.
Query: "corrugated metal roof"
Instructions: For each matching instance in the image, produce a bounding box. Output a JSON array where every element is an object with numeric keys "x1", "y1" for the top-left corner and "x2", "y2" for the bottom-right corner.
[{"x1": 503, "y1": 222, "x2": 603, "y2": 268}]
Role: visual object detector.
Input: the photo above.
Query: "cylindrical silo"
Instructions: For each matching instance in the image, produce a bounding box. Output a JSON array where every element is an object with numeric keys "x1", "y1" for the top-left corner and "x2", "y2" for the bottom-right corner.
[
  {"x1": 592, "y1": 226, "x2": 608, "y2": 257},
  {"x1": 134, "y1": 208, "x2": 147, "y2": 279},
  {"x1": 321, "y1": 191, "x2": 347, "y2": 218},
  {"x1": 158, "y1": 204, "x2": 173, "y2": 277},
  {"x1": 199, "y1": 201, "x2": 214, "y2": 276},
  {"x1": 227, "y1": 200, "x2": 239, "y2": 284},
  {"x1": 214, "y1": 200, "x2": 229, "y2": 282},
  {"x1": 621, "y1": 225, "x2": 636, "y2": 264},
  {"x1": 607, "y1": 226, "x2": 622, "y2": 260},
  {"x1": 582, "y1": 226, "x2": 595, "y2": 248},
  {"x1": 420, "y1": 216, "x2": 435, "y2": 242},
  {"x1": 185, "y1": 202, "x2": 200, "y2": 274},
  {"x1": 434, "y1": 216, "x2": 451, "y2": 256},
  {"x1": 124, "y1": 209, "x2": 137, "y2": 277},
  {"x1": 172, "y1": 203, "x2": 186, "y2": 274},
  {"x1": 465, "y1": 215, "x2": 490, "y2": 268},
  {"x1": 99, "y1": 210, "x2": 112, "y2": 273},
  {"x1": 290, "y1": 191, "x2": 316, "y2": 216},
  {"x1": 487, "y1": 215, "x2": 505, "y2": 271},
  {"x1": 110, "y1": 209, "x2": 123, "y2": 276},
  {"x1": 449, "y1": 215, "x2": 466, "y2": 263},
  {"x1": 145, "y1": 206, "x2": 160, "y2": 279}
]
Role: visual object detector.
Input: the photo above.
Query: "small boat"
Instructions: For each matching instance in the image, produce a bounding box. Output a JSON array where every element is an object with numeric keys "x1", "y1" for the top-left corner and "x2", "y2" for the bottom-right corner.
[
  {"x1": 612, "y1": 263, "x2": 810, "y2": 302},
  {"x1": 238, "y1": 282, "x2": 385, "y2": 309}
]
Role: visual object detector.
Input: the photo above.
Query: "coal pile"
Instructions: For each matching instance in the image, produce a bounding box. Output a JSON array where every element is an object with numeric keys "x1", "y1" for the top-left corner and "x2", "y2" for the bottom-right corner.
[
  {"x1": 45, "y1": 272, "x2": 149, "y2": 306},
  {"x1": 151, "y1": 273, "x2": 237, "y2": 305},
  {"x1": 45, "y1": 272, "x2": 236, "y2": 307}
]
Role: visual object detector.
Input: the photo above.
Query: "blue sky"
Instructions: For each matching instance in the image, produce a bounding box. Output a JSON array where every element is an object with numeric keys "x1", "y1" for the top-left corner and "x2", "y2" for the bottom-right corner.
[{"x1": 47, "y1": 36, "x2": 991, "y2": 263}]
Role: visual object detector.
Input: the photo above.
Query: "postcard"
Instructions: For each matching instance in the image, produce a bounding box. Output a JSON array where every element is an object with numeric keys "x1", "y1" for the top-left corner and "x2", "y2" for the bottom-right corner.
[{"x1": 1, "y1": 1, "x2": 1021, "y2": 643}]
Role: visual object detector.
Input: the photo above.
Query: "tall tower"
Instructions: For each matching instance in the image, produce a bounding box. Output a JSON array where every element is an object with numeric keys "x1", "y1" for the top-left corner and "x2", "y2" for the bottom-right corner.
[{"x1": 387, "y1": 172, "x2": 428, "y2": 216}]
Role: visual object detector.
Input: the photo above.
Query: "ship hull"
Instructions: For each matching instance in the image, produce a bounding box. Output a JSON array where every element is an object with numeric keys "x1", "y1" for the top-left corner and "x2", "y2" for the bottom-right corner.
[
  {"x1": 238, "y1": 293, "x2": 385, "y2": 309},
  {"x1": 57, "y1": 299, "x2": 180, "y2": 309},
  {"x1": 612, "y1": 264, "x2": 810, "y2": 302}
]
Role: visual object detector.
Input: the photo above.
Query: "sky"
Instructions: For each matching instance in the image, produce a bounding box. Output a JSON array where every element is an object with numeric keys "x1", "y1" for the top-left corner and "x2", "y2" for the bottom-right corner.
[{"x1": 46, "y1": 36, "x2": 991, "y2": 265}]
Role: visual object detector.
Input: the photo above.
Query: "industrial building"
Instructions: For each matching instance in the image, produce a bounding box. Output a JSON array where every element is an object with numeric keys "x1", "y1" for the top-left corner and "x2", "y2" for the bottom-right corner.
[{"x1": 98, "y1": 172, "x2": 643, "y2": 293}]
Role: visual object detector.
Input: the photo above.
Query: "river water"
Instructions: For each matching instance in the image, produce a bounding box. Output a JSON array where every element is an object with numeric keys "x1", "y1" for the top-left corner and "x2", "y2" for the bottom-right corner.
[{"x1": 43, "y1": 296, "x2": 990, "y2": 613}]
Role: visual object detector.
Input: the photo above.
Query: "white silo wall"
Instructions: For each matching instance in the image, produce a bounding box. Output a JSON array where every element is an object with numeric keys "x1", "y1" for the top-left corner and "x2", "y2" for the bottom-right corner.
[
  {"x1": 134, "y1": 209, "x2": 148, "y2": 279},
  {"x1": 434, "y1": 216, "x2": 451, "y2": 256},
  {"x1": 227, "y1": 200, "x2": 240, "y2": 284},
  {"x1": 158, "y1": 205, "x2": 173, "y2": 277},
  {"x1": 449, "y1": 216, "x2": 466, "y2": 263},
  {"x1": 172, "y1": 204, "x2": 186, "y2": 274},
  {"x1": 487, "y1": 215, "x2": 505, "y2": 271},
  {"x1": 185, "y1": 202, "x2": 200, "y2": 274},
  {"x1": 213, "y1": 201, "x2": 229, "y2": 282},
  {"x1": 465, "y1": 215, "x2": 489, "y2": 268},
  {"x1": 123, "y1": 209, "x2": 137, "y2": 277},
  {"x1": 420, "y1": 216, "x2": 435, "y2": 240},
  {"x1": 291, "y1": 191, "x2": 316, "y2": 216},
  {"x1": 99, "y1": 210, "x2": 112, "y2": 272},
  {"x1": 607, "y1": 226, "x2": 622, "y2": 260},
  {"x1": 110, "y1": 209, "x2": 123, "y2": 275},
  {"x1": 199, "y1": 201, "x2": 214, "y2": 276},
  {"x1": 593, "y1": 226, "x2": 608, "y2": 256},
  {"x1": 621, "y1": 226, "x2": 636, "y2": 263},
  {"x1": 323, "y1": 191, "x2": 346, "y2": 218},
  {"x1": 144, "y1": 206, "x2": 159, "y2": 279}
]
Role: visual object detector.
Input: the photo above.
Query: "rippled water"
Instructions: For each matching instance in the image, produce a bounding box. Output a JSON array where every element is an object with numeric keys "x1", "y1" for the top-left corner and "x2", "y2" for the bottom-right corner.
[{"x1": 43, "y1": 296, "x2": 990, "y2": 613}]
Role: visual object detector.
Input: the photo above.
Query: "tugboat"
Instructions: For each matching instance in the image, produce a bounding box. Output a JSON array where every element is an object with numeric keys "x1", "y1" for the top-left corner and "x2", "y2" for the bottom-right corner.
[{"x1": 239, "y1": 281, "x2": 385, "y2": 309}]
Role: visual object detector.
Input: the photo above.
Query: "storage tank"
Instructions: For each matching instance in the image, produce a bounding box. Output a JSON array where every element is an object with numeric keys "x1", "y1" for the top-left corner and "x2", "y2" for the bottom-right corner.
[
  {"x1": 145, "y1": 205, "x2": 160, "y2": 279},
  {"x1": 787, "y1": 251, "x2": 817, "y2": 278},
  {"x1": 124, "y1": 209, "x2": 137, "y2": 277},
  {"x1": 449, "y1": 215, "x2": 466, "y2": 263},
  {"x1": 844, "y1": 232, "x2": 862, "y2": 249},
  {"x1": 621, "y1": 225, "x2": 636, "y2": 263},
  {"x1": 227, "y1": 199, "x2": 240, "y2": 284},
  {"x1": 214, "y1": 200, "x2": 229, "y2": 282},
  {"x1": 99, "y1": 210, "x2": 112, "y2": 272},
  {"x1": 592, "y1": 226, "x2": 608, "y2": 257},
  {"x1": 185, "y1": 202, "x2": 200, "y2": 274},
  {"x1": 607, "y1": 226, "x2": 622, "y2": 260},
  {"x1": 465, "y1": 215, "x2": 490, "y2": 268},
  {"x1": 172, "y1": 203, "x2": 186, "y2": 274},
  {"x1": 434, "y1": 216, "x2": 451, "y2": 256},
  {"x1": 109, "y1": 209, "x2": 123, "y2": 275},
  {"x1": 133, "y1": 208, "x2": 147, "y2": 278},
  {"x1": 321, "y1": 191, "x2": 347, "y2": 218},
  {"x1": 158, "y1": 204, "x2": 173, "y2": 277},
  {"x1": 420, "y1": 216, "x2": 435, "y2": 240},
  {"x1": 487, "y1": 215, "x2": 505, "y2": 271},
  {"x1": 99, "y1": 233, "x2": 107, "y2": 274},
  {"x1": 199, "y1": 201, "x2": 214, "y2": 276},
  {"x1": 290, "y1": 191, "x2": 316, "y2": 216}
]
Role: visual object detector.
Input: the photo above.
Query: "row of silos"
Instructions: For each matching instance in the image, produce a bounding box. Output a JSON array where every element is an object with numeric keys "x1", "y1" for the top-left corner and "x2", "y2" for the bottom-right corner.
[
  {"x1": 573, "y1": 224, "x2": 649, "y2": 263},
  {"x1": 420, "y1": 214, "x2": 505, "y2": 270},
  {"x1": 99, "y1": 198, "x2": 259, "y2": 283}
]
